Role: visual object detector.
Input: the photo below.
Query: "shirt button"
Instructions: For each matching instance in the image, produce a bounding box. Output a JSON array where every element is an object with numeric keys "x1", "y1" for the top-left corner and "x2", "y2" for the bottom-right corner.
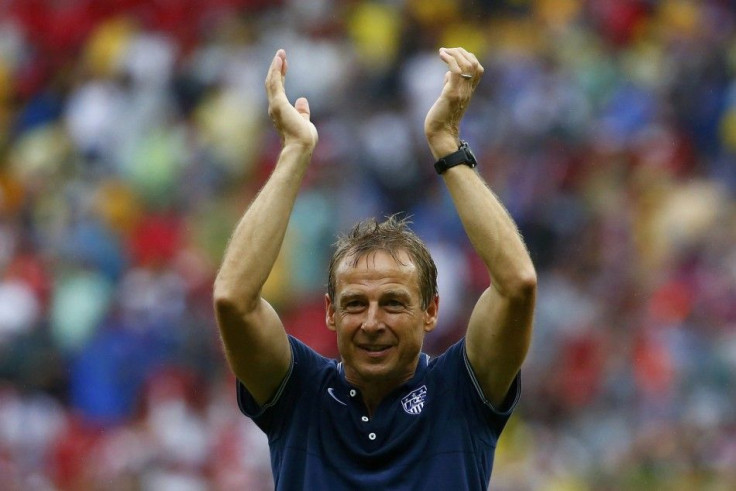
[
  {"x1": 349, "y1": 389, "x2": 357, "y2": 397},
  {"x1": 361, "y1": 416, "x2": 369, "y2": 422},
  {"x1": 368, "y1": 432, "x2": 376, "y2": 441}
]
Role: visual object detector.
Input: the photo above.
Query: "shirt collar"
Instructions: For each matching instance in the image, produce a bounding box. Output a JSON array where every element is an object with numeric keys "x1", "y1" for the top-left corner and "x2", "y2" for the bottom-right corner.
[{"x1": 336, "y1": 352, "x2": 430, "y2": 390}]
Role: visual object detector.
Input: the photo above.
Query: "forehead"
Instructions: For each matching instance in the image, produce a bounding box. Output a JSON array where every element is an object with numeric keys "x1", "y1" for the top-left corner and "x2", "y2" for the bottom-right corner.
[{"x1": 334, "y1": 249, "x2": 420, "y2": 293}]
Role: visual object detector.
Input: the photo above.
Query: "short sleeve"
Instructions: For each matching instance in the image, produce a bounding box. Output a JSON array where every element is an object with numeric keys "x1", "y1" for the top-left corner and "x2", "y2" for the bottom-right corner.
[
  {"x1": 462, "y1": 342, "x2": 521, "y2": 416},
  {"x1": 432, "y1": 339, "x2": 521, "y2": 440},
  {"x1": 235, "y1": 336, "x2": 331, "y2": 437}
]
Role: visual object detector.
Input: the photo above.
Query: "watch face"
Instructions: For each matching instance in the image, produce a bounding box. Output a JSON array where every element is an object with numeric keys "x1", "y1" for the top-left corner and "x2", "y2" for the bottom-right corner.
[{"x1": 463, "y1": 142, "x2": 477, "y2": 166}]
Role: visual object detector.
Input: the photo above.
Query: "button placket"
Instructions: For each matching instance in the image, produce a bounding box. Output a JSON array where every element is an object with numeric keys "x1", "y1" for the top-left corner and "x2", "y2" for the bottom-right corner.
[{"x1": 345, "y1": 388, "x2": 375, "y2": 441}]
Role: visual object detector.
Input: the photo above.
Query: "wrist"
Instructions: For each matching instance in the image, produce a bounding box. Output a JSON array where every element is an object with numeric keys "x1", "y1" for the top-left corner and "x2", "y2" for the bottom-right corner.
[
  {"x1": 281, "y1": 139, "x2": 316, "y2": 156},
  {"x1": 433, "y1": 140, "x2": 477, "y2": 175},
  {"x1": 426, "y1": 134, "x2": 461, "y2": 160},
  {"x1": 278, "y1": 142, "x2": 315, "y2": 171}
]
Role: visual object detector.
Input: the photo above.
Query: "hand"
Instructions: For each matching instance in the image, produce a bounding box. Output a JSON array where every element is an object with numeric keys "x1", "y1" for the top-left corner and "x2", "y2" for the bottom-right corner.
[
  {"x1": 424, "y1": 47, "x2": 484, "y2": 159},
  {"x1": 265, "y1": 49, "x2": 319, "y2": 150}
]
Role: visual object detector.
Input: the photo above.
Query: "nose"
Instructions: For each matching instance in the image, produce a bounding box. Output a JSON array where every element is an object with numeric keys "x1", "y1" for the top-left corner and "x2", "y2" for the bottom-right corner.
[{"x1": 360, "y1": 303, "x2": 384, "y2": 333}]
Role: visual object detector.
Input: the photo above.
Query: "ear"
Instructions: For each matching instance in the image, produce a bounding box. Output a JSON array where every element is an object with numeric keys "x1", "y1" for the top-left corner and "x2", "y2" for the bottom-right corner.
[
  {"x1": 325, "y1": 293, "x2": 336, "y2": 331},
  {"x1": 423, "y1": 294, "x2": 439, "y2": 333}
]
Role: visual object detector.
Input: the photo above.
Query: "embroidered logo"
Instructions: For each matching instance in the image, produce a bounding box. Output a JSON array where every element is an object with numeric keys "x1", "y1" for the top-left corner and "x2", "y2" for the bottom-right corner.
[
  {"x1": 328, "y1": 388, "x2": 347, "y2": 406},
  {"x1": 401, "y1": 385, "x2": 428, "y2": 415}
]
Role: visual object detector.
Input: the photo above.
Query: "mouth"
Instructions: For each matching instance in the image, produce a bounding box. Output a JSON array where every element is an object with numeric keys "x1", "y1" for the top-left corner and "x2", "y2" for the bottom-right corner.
[{"x1": 358, "y1": 344, "x2": 393, "y2": 357}]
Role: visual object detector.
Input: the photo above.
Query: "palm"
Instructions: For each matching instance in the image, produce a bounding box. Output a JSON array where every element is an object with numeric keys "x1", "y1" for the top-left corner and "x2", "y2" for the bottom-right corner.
[
  {"x1": 424, "y1": 72, "x2": 473, "y2": 137},
  {"x1": 424, "y1": 48, "x2": 483, "y2": 156},
  {"x1": 270, "y1": 96, "x2": 317, "y2": 145},
  {"x1": 266, "y1": 50, "x2": 319, "y2": 149}
]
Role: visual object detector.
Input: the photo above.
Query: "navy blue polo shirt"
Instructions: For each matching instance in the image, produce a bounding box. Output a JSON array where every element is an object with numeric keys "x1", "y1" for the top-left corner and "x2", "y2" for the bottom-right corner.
[{"x1": 237, "y1": 336, "x2": 520, "y2": 490}]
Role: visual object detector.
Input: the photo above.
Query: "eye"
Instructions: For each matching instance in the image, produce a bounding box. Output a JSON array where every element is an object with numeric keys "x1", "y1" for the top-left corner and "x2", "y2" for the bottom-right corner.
[
  {"x1": 343, "y1": 300, "x2": 364, "y2": 312},
  {"x1": 384, "y1": 299, "x2": 405, "y2": 311}
]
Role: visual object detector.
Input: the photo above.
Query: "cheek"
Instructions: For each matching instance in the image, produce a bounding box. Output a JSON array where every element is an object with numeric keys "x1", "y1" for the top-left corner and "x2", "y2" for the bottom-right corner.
[
  {"x1": 334, "y1": 314, "x2": 360, "y2": 335},
  {"x1": 406, "y1": 321, "x2": 427, "y2": 344}
]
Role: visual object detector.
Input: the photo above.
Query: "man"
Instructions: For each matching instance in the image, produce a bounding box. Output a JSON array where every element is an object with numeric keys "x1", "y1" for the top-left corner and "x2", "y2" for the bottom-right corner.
[{"x1": 213, "y1": 47, "x2": 536, "y2": 489}]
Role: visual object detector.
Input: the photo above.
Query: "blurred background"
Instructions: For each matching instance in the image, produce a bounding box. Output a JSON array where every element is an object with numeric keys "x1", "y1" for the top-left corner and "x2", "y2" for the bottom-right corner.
[{"x1": 0, "y1": 0, "x2": 735, "y2": 489}]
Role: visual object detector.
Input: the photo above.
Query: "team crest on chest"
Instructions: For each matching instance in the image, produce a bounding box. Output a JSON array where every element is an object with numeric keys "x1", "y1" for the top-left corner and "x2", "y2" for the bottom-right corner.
[{"x1": 401, "y1": 385, "x2": 427, "y2": 415}]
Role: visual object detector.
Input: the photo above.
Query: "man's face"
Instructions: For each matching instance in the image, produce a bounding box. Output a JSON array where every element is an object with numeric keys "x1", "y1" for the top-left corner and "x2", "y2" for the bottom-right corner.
[{"x1": 325, "y1": 249, "x2": 438, "y2": 391}]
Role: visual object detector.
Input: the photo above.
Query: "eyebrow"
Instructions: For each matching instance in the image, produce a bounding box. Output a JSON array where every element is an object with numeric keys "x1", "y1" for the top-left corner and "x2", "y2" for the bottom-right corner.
[
  {"x1": 338, "y1": 292, "x2": 365, "y2": 304},
  {"x1": 338, "y1": 289, "x2": 412, "y2": 304},
  {"x1": 381, "y1": 289, "x2": 412, "y2": 301}
]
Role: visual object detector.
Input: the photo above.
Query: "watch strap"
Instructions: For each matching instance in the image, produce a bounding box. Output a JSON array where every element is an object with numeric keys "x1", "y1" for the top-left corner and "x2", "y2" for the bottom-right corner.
[{"x1": 434, "y1": 140, "x2": 477, "y2": 174}]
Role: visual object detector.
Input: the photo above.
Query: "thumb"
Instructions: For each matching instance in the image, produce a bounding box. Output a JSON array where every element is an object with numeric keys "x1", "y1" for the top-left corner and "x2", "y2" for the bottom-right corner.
[
  {"x1": 295, "y1": 97, "x2": 311, "y2": 120},
  {"x1": 438, "y1": 71, "x2": 452, "y2": 93}
]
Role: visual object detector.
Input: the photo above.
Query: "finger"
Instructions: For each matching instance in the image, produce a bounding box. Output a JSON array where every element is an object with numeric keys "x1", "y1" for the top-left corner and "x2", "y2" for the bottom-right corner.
[
  {"x1": 439, "y1": 47, "x2": 462, "y2": 76},
  {"x1": 265, "y1": 49, "x2": 287, "y2": 99},
  {"x1": 457, "y1": 47, "x2": 484, "y2": 77},
  {"x1": 276, "y1": 48, "x2": 286, "y2": 75},
  {"x1": 450, "y1": 48, "x2": 475, "y2": 80},
  {"x1": 295, "y1": 97, "x2": 311, "y2": 121},
  {"x1": 454, "y1": 49, "x2": 483, "y2": 89},
  {"x1": 281, "y1": 49, "x2": 288, "y2": 77},
  {"x1": 451, "y1": 47, "x2": 473, "y2": 69},
  {"x1": 439, "y1": 47, "x2": 475, "y2": 81}
]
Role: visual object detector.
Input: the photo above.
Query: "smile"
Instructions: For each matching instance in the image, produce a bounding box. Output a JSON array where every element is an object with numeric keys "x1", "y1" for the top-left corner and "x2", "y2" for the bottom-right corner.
[{"x1": 359, "y1": 345, "x2": 392, "y2": 355}]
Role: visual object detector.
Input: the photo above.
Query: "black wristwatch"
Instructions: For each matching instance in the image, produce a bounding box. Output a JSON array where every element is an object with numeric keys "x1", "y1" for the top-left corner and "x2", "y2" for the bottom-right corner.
[{"x1": 433, "y1": 140, "x2": 478, "y2": 175}]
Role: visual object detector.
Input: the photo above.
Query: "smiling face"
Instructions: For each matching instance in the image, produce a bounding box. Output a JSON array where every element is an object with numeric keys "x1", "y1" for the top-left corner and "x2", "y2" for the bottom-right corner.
[{"x1": 325, "y1": 249, "x2": 439, "y2": 393}]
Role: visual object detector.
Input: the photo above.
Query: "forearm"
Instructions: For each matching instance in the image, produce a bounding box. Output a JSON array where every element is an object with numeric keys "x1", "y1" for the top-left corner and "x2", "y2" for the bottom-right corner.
[
  {"x1": 441, "y1": 165, "x2": 536, "y2": 297},
  {"x1": 424, "y1": 48, "x2": 534, "y2": 405},
  {"x1": 214, "y1": 143, "x2": 312, "y2": 307}
]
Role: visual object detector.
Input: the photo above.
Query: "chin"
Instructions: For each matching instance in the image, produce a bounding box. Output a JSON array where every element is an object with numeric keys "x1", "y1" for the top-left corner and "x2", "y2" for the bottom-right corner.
[{"x1": 353, "y1": 361, "x2": 395, "y2": 381}]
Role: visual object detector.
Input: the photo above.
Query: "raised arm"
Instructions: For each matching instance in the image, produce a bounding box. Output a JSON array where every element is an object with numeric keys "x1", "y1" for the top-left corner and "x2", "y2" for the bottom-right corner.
[
  {"x1": 213, "y1": 49, "x2": 318, "y2": 405},
  {"x1": 425, "y1": 48, "x2": 537, "y2": 408}
]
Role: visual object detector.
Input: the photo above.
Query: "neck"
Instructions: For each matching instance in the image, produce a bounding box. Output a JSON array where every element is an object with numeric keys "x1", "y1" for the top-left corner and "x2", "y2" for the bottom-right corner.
[
  {"x1": 360, "y1": 385, "x2": 394, "y2": 418},
  {"x1": 344, "y1": 356, "x2": 424, "y2": 417}
]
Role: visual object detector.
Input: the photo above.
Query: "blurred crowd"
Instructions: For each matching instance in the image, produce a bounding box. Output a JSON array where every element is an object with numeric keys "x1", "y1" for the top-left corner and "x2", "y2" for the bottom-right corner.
[{"x1": 0, "y1": 0, "x2": 735, "y2": 489}]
